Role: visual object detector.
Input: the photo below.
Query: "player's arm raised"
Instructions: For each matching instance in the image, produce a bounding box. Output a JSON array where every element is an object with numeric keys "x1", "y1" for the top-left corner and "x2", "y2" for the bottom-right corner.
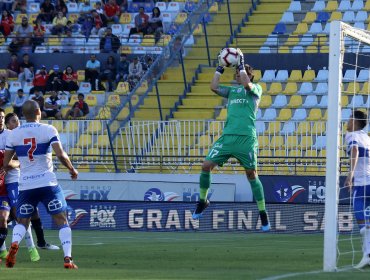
[
  {"x1": 52, "y1": 142, "x2": 78, "y2": 180},
  {"x1": 236, "y1": 49, "x2": 253, "y2": 91},
  {"x1": 210, "y1": 52, "x2": 229, "y2": 98}
]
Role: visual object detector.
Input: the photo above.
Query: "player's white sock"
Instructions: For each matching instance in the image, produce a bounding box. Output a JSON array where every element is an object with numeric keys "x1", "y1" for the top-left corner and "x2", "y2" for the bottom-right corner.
[
  {"x1": 0, "y1": 241, "x2": 6, "y2": 251},
  {"x1": 59, "y1": 226, "x2": 72, "y2": 257},
  {"x1": 24, "y1": 225, "x2": 36, "y2": 249},
  {"x1": 12, "y1": 224, "x2": 27, "y2": 244},
  {"x1": 361, "y1": 227, "x2": 370, "y2": 256}
]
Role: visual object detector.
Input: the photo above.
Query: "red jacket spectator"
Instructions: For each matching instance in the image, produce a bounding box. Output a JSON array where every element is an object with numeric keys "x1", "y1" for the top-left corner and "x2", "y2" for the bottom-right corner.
[
  {"x1": 32, "y1": 67, "x2": 49, "y2": 93},
  {"x1": 63, "y1": 72, "x2": 77, "y2": 83},
  {"x1": 0, "y1": 11, "x2": 14, "y2": 37},
  {"x1": 104, "y1": 0, "x2": 120, "y2": 17}
]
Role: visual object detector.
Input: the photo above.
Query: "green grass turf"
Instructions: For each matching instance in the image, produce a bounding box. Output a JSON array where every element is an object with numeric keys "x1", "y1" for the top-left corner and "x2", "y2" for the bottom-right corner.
[{"x1": 1, "y1": 230, "x2": 369, "y2": 280}]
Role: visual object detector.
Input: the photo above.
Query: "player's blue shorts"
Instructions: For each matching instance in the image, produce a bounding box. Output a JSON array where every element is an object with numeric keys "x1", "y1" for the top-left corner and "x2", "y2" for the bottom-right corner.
[
  {"x1": 6, "y1": 182, "x2": 19, "y2": 208},
  {"x1": 353, "y1": 185, "x2": 370, "y2": 226},
  {"x1": 17, "y1": 185, "x2": 67, "y2": 218},
  {"x1": 0, "y1": 196, "x2": 10, "y2": 211}
]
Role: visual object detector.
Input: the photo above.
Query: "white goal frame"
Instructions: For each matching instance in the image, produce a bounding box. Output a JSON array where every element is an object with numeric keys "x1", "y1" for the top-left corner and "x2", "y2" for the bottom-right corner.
[{"x1": 324, "y1": 21, "x2": 370, "y2": 272}]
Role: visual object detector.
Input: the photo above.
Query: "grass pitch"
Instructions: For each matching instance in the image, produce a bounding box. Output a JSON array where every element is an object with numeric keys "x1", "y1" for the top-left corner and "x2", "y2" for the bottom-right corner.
[{"x1": 0, "y1": 230, "x2": 369, "y2": 280}]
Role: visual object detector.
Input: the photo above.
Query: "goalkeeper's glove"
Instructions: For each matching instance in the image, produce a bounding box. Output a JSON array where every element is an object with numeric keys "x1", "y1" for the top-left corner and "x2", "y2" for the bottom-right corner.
[{"x1": 236, "y1": 48, "x2": 245, "y2": 71}]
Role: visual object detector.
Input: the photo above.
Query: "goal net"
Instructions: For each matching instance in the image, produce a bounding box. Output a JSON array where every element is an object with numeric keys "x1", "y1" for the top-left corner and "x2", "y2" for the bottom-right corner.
[{"x1": 324, "y1": 21, "x2": 370, "y2": 271}]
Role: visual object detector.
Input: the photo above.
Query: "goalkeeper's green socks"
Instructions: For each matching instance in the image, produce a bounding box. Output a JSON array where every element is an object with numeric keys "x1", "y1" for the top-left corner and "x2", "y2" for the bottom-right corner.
[
  {"x1": 248, "y1": 177, "x2": 266, "y2": 212},
  {"x1": 199, "y1": 171, "x2": 211, "y2": 202}
]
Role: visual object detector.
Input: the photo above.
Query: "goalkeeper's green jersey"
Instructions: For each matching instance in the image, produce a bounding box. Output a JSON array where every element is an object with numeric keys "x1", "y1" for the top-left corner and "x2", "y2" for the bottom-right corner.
[{"x1": 220, "y1": 83, "x2": 262, "y2": 137}]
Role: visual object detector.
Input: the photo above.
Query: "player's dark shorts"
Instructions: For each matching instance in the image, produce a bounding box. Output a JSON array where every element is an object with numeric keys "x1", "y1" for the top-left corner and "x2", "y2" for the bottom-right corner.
[
  {"x1": 17, "y1": 185, "x2": 67, "y2": 218},
  {"x1": 205, "y1": 134, "x2": 258, "y2": 169},
  {"x1": 353, "y1": 185, "x2": 370, "y2": 225},
  {"x1": 6, "y1": 182, "x2": 19, "y2": 208},
  {"x1": 44, "y1": 109, "x2": 59, "y2": 118},
  {"x1": 0, "y1": 196, "x2": 10, "y2": 211}
]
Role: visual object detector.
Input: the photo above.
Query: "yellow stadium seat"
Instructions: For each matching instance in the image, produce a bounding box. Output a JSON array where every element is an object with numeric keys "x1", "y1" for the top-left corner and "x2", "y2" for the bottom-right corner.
[
  {"x1": 217, "y1": 108, "x2": 227, "y2": 120},
  {"x1": 274, "y1": 149, "x2": 287, "y2": 157},
  {"x1": 141, "y1": 35, "x2": 155, "y2": 46},
  {"x1": 259, "y1": 149, "x2": 272, "y2": 157},
  {"x1": 96, "y1": 107, "x2": 111, "y2": 120},
  {"x1": 107, "y1": 94, "x2": 121, "y2": 108},
  {"x1": 299, "y1": 136, "x2": 313, "y2": 150},
  {"x1": 77, "y1": 70, "x2": 85, "y2": 81},
  {"x1": 96, "y1": 135, "x2": 110, "y2": 148},
  {"x1": 276, "y1": 108, "x2": 292, "y2": 121},
  {"x1": 288, "y1": 150, "x2": 301, "y2": 157},
  {"x1": 319, "y1": 150, "x2": 326, "y2": 157},
  {"x1": 288, "y1": 70, "x2": 302, "y2": 82},
  {"x1": 4, "y1": 107, "x2": 12, "y2": 114},
  {"x1": 51, "y1": 120, "x2": 64, "y2": 132},
  {"x1": 267, "y1": 83, "x2": 282, "y2": 95},
  {"x1": 47, "y1": 36, "x2": 61, "y2": 46},
  {"x1": 68, "y1": 13, "x2": 79, "y2": 23},
  {"x1": 285, "y1": 36, "x2": 300, "y2": 46},
  {"x1": 266, "y1": 121, "x2": 281, "y2": 134},
  {"x1": 157, "y1": 34, "x2": 171, "y2": 46},
  {"x1": 208, "y1": 2, "x2": 218, "y2": 13},
  {"x1": 305, "y1": 150, "x2": 318, "y2": 157},
  {"x1": 253, "y1": 70, "x2": 262, "y2": 81},
  {"x1": 120, "y1": 46, "x2": 132, "y2": 54},
  {"x1": 136, "y1": 80, "x2": 148, "y2": 94},
  {"x1": 346, "y1": 82, "x2": 360, "y2": 94},
  {"x1": 288, "y1": 95, "x2": 302, "y2": 108},
  {"x1": 330, "y1": 12, "x2": 342, "y2": 22},
  {"x1": 15, "y1": 14, "x2": 27, "y2": 24},
  {"x1": 306, "y1": 108, "x2": 322, "y2": 121},
  {"x1": 65, "y1": 121, "x2": 78, "y2": 133},
  {"x1": 117, "y1": 107, "x2": 130, "y2": 120},
  {"x1": 293, "y1": 23, "x2": 308, "y2": 35},
  {"x1": 87, "y1": 121, "x2": 103, "y2": 134},
  {"x1": 312, "y1": 122, "x2": 326, "y2": 134},
  {"x1": 278, "y1": 46, "x2": 290, "y2": 54},
  {"x1": 258, "y1": 136, "x2": 270, "y2": 149},
  {"x1": 259, "y1": 95, "x2": 272, "y2": 108},
  {"x1": 365, "y1": 0, "x2": 370, "y2": 11},
  {"x1": 360, "y1": 82, "x2": 370, "y2": 94},
  {"x1": 85, "y1": 95, "x2": 97, "y2": 106},
  {"x1": 282, "y1": 82, "x2": 297, "y2": 95},
  {"x1": 303, "y1": 12, "x2": 317, "y2": 23},
  {"x1": 197, "y1": 135, "x2": 212, "y2": 147},
  {"x1": 306, "y1": 46, "x2": 318, "y2": 53},
  {"x1": 115, "y1": 82, "x2": 130, "y2": 95},
  {"x1": 296, "y1": 121, "x2": 311, "y2": 134},
  {"x1": 69, "y1": 95, "x2": 78, "y2": 106},
  {"x1": 320, "y1": 45, "x2": 329, "y2": 53},
  {"x1": 270, "y1": 136, "x2": 284, "y2": 149},
  {"x1": 175, "y1": 12, "x2": 188, "y2": 24},
  {"x1": 87, "y1": 147, "x2": 101, "y2": 161},
  {"x1": 208, "y1": 121, "x2": 222, "y2": 134},
  {"x1": 302, "y1": 70, "x2": 316, "y2": 81},
  {"x1": 322, "y1": 109, "x2": 328, "y2": 120},
  {"x1": 29, "y1": 14, "x2": 38, "y2": 24},
  {"x1": 120, "y1": 13, "x2": 132, "y2": 24},
  {"x1": 341, "y1": 95, "x2": 348, "y2": 107},
  {"x1": 285, "y1": 136, "x2": 298, "y2": 150},
  {"x1": 77, "y1": 134, "x2": 92, "y2": 148},
  {"x1": 259, "y1": 82, "x2": 267, "y2": 93},
  {"x1": 68, "y1": 147, "x2": 83, "y2": 160},
  {"x1": 193, "y1": 24, "x2": 203, "y2": 35},
  {"x1": 326, "y1": 1, "x2": 339, "y2": 12}
]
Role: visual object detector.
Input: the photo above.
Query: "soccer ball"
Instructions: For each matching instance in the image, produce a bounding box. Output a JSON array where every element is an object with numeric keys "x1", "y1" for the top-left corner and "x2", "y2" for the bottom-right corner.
[{"x1": 219, "y1": 48, "x2": 239, "y2": 67}]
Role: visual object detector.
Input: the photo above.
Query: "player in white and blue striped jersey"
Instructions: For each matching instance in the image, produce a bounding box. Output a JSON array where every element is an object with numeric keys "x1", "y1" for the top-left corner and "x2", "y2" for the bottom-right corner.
[
  {"x1": 345, "y1": 110, "x2": 370, "y2": 269},
  {"x1": 3, "y1": 100, "x2": 78, "y2": 269}
]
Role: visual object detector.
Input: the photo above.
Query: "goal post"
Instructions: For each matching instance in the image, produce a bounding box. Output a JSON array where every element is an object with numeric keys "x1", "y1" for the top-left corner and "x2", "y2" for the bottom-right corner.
[{"x1": 324, "y1": 21, "x2": 370, "y2": 272}]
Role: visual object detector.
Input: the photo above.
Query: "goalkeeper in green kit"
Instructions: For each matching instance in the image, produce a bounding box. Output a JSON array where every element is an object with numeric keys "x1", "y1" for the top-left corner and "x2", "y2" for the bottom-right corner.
[{"x1": 192, "y1": 49, "x2": 270, "y2": 231}]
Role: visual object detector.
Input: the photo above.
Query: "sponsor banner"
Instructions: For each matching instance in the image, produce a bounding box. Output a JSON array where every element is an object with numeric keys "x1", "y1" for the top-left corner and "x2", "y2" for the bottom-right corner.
[
  {"x1": 260, "y1": 176, "x2": 350, "y2": 204},
  {"x1": 45, "y1": 201, "x2": 357, "y2": 233},
  {"x1": 60, "y1": 180, "x2": 236, "y2": 202}
]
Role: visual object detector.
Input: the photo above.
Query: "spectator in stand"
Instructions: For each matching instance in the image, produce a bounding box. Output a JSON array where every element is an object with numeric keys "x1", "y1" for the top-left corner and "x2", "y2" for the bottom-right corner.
[
  {"x1": 128, "y1": 6, "x2": 149, "y2": 41},
  {"x1": 128, "y1": 56, "x2": 143, "y2": 89},
  {"x1": 117, "y1": 0, "x2": 128, "y2": 13},
  {"x1": 91, "y1": 10, "x2": 105, "y2": 37},
  {"x1": 18, "y1": 53, "x2": 34, "y2": 85},
  {"x1": 116, "y1": 53, "x2": 130, "y2": 83},
  {"x1": 19, "y1": 37, "x2": 32, "y2": 54},
  {"x1": 104, "y1": 0, "x2": 120, "y2": 24},
  {"x1": 61, "y1": 29, "x2": 75, "y2": 53},
  {"x1": 0, "y1": 53, "x2": 19, "y2": 80},
  {"x1": 64, "y1": 20, "x2": 79, "y2": 33},
  {"x1": 100, "y1": 55, "x2": 116, "y2": 92},
  {"x1": 12, "y1": 88, "x2": 26, "y2": 118},
  {"x1": 79, "y1": 0, "x2": 92, "y2": 18},
  {"x1": 0, "y1": 80, "x2": 10, "y2": 107},
  {"x1": 46, "y1": 65, "x2": 63, "y2": 92},
  {"x1": 11, "y1": 0, "x2": 26, "y2": 13},
  {"x1": 29, "y1": 88, "x2": 44, "y2": 111},
  {"x1": 62, "y1": 65, "x2": 79, "y2": 92},
  {"x1": 64, "y1": 93, "x2": 89, "y2": 119},
  {"x1": 95, "y1": 2, "x2": 104, "y2": 15},
  {"x1": 32, "y1": 65, "x2": 49, "y2": 94},
  {"x1": 99, "y1": 27, "x2": 120, "y2": 53},
  {"x1": 148, "y1": 7, "x2": 163, "y2": 44},
  {"x1": 0, "y1": 10, "x2": 14, "y2": 37},
  {"x1": 33, "y1": 18, "x2": 46, "y2": 49},
  {"x1": 42, "y1": 90, "x2": 62, "y2": 119},
  {"x1": 55, "y1": 0, "x2": 68, "y2": 17},
  {"x1": 37, "y1": 0, "x2": 55, "y2": 24},
  {"x1": 8, "y1": 37, "x2": 21, "y2": 53},
  {"x1": 15, "y1": 16, "x2": 33, "y2": 43},
  {"x1": 51, "y1": 11, "x2": 68, "y2": 35},
  {"x1": 85, "y1": 54, "x2": 101, "y2": 91},
  {"x1": 81, "y1": 15, "x2": 94, "y2": 39}
]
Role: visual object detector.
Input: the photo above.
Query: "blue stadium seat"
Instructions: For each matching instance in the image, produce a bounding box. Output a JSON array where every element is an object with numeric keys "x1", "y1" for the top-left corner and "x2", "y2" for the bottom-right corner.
[
  {"x1": 313, "y1": 82, "x2": 328, "y2": 95},
  {"x1": 261, "y1": 108, "x2": 277, "y2": 121},
  {"x1": 260, "y1": 70, "x2": 276, "y2": 82},
  {"x1": 312, "y1": 136, "x2": 327, "y2": 150},
  {"x1": 281, "y1": 12, "x2": 294, "y2": 23},
  {"x1": 317, "y1": 95, "x2": 328, "y2": 108},
  {"x1": 302, "y1": 95, "x2": 318, "y2": 108},
  {"x1": 292, "y1": 45, "x2": 304, "y2": 53},
  {"x1": 291, "y1": 109, "x2": 307, "y2": 121},
  {"x1": 351, "y1": 0, "x2": 364, "y2": 11},
  {"x1": 322, "y1": 23, "x2": 330, "y2": 34},
  {"x1": 341, "y1": 108, "x2": 352, "y2": 120},
  {"x1": 288, "y1": 1, "x2": 301, "y2": 12},
  {"x1": 338, "y1": 0, "x2": 351, "y2": 11},
  {"x1": 259, "y1": 46, "x2": 271, "y2": 54},
  {"x1": 315, "y1": 69, "x2": 329, "y2": 81},
  {"x1": 342, "y1": 11, "x2": 355, "y2": 22},
  {"x1": 128, "y1": 2, "x2": 140, "y2": 12},
  {"x1": 299, "y1": 34, "x2": 314, "y2": 46},
  {"x1": 272, "y1": 23, "x2": 287, "y2": 34},
  {"x1": 357, "y1": 69, "x2": 370, "y2": 82},
  {"x1": 343, "y1": 69, "x2": 357, "y2": 82},
  {"x1": 265, "y1": 34, "x2": 279, "y2": 46},
  {"x1": 257, "y1": 108, "x2": 262, "y2": 119},
  {"x1": 312, "y1": 1, "x2": 326, "y2": 12},
  {"x1": 297, "y1": 82, "x2": 313, "y2": 95},
  {"x1": 256, "y1": 121, "x2": 266, "y2": 134},
  {"x1": 272, "y1": 95, "x2": 288, "y2": 108},
  {"x1": 308, "y1": 22, "x2": 323, "y2": 34},
  {"x1": 281, "y1": 121, "x2": 296, "y2": 134},
  {"x1": 274, "y1": 70, "x2": 289, "y2": 82},
  {"x1": 144, "y1": 2, "x2": 155, "y2": 12},
  {"x1": 354, "y1": 21, "x2": 365, "y2": 29},
  {"x1": 349, "y1": 95, "x2": 365, "y2": 107},
  {"x1": 316, "y1": 11, "x2": 330, "y2": 23},
  {"x1": 355, "y1": 11, "x2": 368, "y2": 22}
]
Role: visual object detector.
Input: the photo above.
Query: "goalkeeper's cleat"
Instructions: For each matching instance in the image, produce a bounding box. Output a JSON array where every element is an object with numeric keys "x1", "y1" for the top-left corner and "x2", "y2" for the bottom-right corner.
[
  {"x1": 29, "y1": 247, "x2": 40, "y2": 262},
  {"x1": 0, "y1": 249, "x2": 8, "y2": 259},
  {"x1": 192, "y1": 200, "x2": 210, "y2": 220},
  {"x1": 5, "y1": 242, "x2": 19, "y2": 268},
  {"x1": 354, "y1": 254, "x2": 370, "y2": 269},
  {"x1": 260, "y1": 211, "x2": 271, "y2": 232},
  {"x1": 64, "y1": 256, "x2": 78, "y2": 269},
  {"x1": 37, "y1": 243, "x2": 60, "y2": 250}
]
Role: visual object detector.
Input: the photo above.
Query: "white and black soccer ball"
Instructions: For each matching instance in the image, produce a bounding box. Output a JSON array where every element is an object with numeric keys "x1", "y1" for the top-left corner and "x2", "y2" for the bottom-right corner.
[{"x1": 219, "y1": 48, "x2": 239, "y2": 67}]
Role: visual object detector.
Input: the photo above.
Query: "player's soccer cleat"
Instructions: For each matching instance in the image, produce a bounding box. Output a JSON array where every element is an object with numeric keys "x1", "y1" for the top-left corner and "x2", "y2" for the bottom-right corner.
[
  {"x1": 5, "y1": 242, "x2": 19, "y2": 268},
  {"x1": 260, "y1": 211, "x2": 271, "y2": 232},
  {"x1": 0, "y1": 249, "x2": 8, "y2": 259},
  {"x1": 37, "y1": 243, "x2": 60, "y2": 250},
  {"x1": 192, "y1": 200, "x2": 210, "y2": 220},
  {"x1": 29, "y1": 247, "x2": 40, "y2": 262},
  {"x1": 64, "y1": 257, "x2": 78, "y2": 269},
  {"x1": 354, "y1": 254, "x2": 370, "y2": 269}
]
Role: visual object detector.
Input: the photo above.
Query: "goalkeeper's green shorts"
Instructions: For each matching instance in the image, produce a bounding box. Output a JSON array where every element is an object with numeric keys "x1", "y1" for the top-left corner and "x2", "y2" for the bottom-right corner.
[{"x1": 205, "y1": 134, "x2": 258, "y2": 169}]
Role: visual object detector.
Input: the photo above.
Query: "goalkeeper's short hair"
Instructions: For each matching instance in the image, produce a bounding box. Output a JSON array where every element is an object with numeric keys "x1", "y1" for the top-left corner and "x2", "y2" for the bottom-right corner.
[
  {"x1": 353, "y1": 109, "x2": 368, "y2": 129},
  {"x1": 245, "y1": 64, "x2": 254, "y2": 82}
]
